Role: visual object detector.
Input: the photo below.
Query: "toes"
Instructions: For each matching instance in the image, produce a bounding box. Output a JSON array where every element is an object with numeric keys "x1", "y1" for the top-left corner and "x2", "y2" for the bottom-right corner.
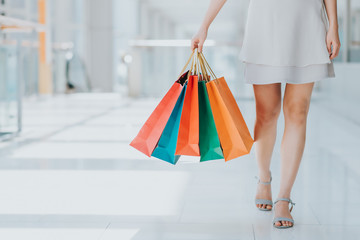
[
  {"x1": 256, "y1": 203, "x2": 273, "y2": 210},
  {"x1": 275, "y1": 221, "x2": 282, "y2": 226},
  {"x1": 281, "y1": 220, "x2": 286, "y2": 226}
]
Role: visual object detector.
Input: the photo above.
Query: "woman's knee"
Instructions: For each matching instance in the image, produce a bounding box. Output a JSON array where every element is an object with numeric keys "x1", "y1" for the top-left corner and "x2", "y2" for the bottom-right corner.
[
  {"x1": 256, "y1": 103, "x2": 281, "y2": 125},
  {"x1": 283, "y1": 100, "x2": 310, "y2": 125}
]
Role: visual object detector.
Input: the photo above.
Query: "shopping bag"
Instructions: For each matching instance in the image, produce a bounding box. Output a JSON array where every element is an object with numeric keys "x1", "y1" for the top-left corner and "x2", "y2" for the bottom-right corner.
[
  {"x1": 198, "y1": 80, "x2": 223, "y2": 161},
  {"x1": 130, "y1": 72, "x2": 188, "y2": 156},
  {"x1": 175, "y1": 75, "x2": 200, "y2": 156},
  {"x1": 200, "y1": 53, "x2": 253, "y2": 161},
  {"x1": 130, "y1": 52, "x2": 194, "y2": 157},
  {"x1": 151, "y1": 82, "x2": 187, "y2": 164},
  {"x1": 215, "y1": 77, "x2": 253, "y2": 154},
  {"x1": 205, "y1": 81, "x2": 242, "y2": 161}
]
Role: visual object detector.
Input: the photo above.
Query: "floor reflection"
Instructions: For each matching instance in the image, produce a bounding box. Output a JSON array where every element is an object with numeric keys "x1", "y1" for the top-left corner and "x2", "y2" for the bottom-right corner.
[{"x1": 0, "y1": 93, "x2": 359, "y2": 240}]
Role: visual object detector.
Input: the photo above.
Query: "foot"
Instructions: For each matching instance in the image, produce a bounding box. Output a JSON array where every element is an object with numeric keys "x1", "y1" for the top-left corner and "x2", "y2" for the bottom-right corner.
[
  {"x1": 255, "y1": 175, "x2": 272, "y2": 210},
  {"x1": 273, "y1": 199, "x2": 294, "y2": 227}
]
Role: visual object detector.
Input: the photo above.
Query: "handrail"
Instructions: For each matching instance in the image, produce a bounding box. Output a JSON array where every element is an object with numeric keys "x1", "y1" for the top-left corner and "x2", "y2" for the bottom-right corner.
[
  {"x1": 0, "y1": 40, "x2": 74, "y2": 50},
  {"x1": 0, "y1": 15, "x2": 45, "y2": 32}
]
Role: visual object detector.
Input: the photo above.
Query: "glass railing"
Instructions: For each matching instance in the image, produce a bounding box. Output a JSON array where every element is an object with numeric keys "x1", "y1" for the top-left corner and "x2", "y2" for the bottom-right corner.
[
  {"x1": 20, "y1": 43, "x2": 39, "y2": 96},
  {"x1": 0, "y1": 43, "x2": 21, "y2": 139}
]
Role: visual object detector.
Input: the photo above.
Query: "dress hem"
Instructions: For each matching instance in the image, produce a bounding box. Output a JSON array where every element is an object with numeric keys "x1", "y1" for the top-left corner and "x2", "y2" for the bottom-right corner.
[
  {"x1": 244, "y1": 75, "x2": 335, "y2": 85},
  {"x1": 240, "y1": 59, "x2": 332, "y2": 68}
]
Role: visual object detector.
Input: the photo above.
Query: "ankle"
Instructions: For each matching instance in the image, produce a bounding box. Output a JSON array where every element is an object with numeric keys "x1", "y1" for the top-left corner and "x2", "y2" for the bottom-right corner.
[{"x1": 258, "y1": 170, "x2": 271, "y2": 182}]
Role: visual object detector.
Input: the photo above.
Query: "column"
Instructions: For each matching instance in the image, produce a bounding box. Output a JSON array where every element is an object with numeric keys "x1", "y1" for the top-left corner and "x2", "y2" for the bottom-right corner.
[
  {"x1": 38, "y1": 0, "x2": 53, "y2": 95},
  {"x1": 85, "y1": 0, "x2": 114, "y2": 92}
]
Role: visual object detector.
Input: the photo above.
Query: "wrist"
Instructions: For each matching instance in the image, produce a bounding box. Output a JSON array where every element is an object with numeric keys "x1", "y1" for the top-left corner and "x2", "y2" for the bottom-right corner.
[
  {"x1": 329, "y1": 22, "x2": 338, "y2": 31},
  {"x1": 199, "y1": 24, "x2": 209, "y2": 32}
]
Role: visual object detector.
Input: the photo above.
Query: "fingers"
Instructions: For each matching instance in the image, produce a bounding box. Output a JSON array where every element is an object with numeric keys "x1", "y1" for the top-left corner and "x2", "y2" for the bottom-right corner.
[
  {"x1": 330, "y1": 42, "x2": 340, "y2": 60},
  {"x1": 191, "y1": 38, "x2": 205, "y2": 52},
  {"x1": 191, "y1": 43, "x2": 198, "y2": 52},
  {"x1": 198, "y1": 39, "x2": 205, "y2": 53},
  {"x1": 191, "y1": 39, "x2": 198, "y2": 51},
  {"x1": 327, "y1": 40, "x2": 332, "y2": 55},
  {"x1": 327, "y1": 38, "x2": 341, "y2": 60}
]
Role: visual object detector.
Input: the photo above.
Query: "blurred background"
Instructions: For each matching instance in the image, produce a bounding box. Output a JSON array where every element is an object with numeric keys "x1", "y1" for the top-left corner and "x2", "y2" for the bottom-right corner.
[
  {"x1": 1, "y1": 0, "x2": 360, "y2": 137},
  {"x1": 0, "y1": 0, "x2": 360, "y2": 239}
]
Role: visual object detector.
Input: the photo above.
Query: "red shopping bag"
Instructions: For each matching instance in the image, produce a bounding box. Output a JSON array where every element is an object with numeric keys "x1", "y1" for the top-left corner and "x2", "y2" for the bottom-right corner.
[{"x1": 175, "y1": 75, "x2": 200, "y2": 156}]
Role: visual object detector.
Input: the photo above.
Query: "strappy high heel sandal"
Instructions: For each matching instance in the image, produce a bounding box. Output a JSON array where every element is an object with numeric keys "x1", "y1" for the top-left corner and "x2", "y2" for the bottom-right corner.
[
  {"x1": 272, "y1": 198, "x2": 296, "y2": 229},
  {"x1": 254, "y1": 172, "x2": 273, "y2": 211}
]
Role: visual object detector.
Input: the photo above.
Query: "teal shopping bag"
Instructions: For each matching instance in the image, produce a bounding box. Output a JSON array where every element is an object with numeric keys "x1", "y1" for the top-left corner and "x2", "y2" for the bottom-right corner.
[
  {"x1": 198, "y1": 81, "x2": 223, "y2": 162},
  {"x1": 152, "y1": 82, "x2": 188, "y2": 164}
]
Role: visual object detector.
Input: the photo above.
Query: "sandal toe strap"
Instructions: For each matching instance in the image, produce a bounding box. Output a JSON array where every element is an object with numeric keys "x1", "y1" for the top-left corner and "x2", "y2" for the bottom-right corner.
[
  {"x1": 273, "y1": 217, "x2": 294, "y2": 224},
  {"x1": 255, "y1": 199, "x2": 273, "y2": 205}
]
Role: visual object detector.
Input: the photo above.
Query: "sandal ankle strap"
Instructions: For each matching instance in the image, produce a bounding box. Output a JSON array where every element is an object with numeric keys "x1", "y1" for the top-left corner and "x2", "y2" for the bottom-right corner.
[
  {"x1": 255, "y1": 172, "x2": 272, "y2": 185},
  {"x1": 274, "y1": 198, "x2": 296, "y2": 212}
]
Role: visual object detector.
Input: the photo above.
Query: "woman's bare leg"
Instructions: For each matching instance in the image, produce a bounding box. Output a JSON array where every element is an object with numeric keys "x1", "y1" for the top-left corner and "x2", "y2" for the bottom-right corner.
[
  {"x1": 253, "y1": 83, "x2": 282, "y2": 210},
  {"x1": 274, "y1": 82, "x2": 314, "y2": 227}
]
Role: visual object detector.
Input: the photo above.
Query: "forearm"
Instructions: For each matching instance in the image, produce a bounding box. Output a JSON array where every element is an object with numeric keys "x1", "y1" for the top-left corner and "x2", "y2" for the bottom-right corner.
[
  {"x1": 200, "y1": 0, "x2": 227, "y2": 30},
  {"x1": 323, "y1": 0, "x2": 338, "y2": 29}
]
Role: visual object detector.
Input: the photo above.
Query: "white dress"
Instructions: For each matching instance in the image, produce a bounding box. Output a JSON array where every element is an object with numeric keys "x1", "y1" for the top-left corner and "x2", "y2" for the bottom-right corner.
[{"x1": 239, "y1": 0, "x2": 335, "y2": 84}]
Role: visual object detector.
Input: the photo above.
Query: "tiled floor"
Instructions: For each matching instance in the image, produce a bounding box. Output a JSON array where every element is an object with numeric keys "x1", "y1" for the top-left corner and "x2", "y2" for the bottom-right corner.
[{"x1": 0, "y1": 93, "x2": 359, "y2": 240}]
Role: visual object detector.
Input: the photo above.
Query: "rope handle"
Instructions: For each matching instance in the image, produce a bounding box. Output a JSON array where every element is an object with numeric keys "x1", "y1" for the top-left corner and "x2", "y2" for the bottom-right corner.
[
  {"x1": 176, "y1": 50, "x2": 217, "y2": 83},
  {"x1": 177, "y1": 50, "x2": 195, "y2": 79},
  {"x1": 187, "y1": 49, "x2": 197, "y2": 79},
  {"x1": 197, "y1": 51, "x2": 210, "y2": 82},
  {"x1": 199, "y1": 52, "x2": 217, "y2": 80}
]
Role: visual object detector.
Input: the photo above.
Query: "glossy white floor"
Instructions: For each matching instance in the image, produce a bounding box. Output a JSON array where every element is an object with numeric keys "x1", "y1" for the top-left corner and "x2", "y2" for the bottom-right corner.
[{"x1": 0, "y1": 92, "x2": 359, "y2": 240}]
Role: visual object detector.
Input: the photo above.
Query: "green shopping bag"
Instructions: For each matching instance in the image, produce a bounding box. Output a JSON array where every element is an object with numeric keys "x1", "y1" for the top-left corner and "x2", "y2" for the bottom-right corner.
[
  {"x1": 151, "y1": 82, "x2": 188, "y2": 165},
  {"x1": 198, "y1": 80, "x2": 223, "y2": 161}
]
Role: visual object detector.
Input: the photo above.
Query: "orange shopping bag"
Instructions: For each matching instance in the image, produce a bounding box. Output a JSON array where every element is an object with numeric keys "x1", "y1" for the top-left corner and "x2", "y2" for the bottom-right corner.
[
  {"x1": 130, "y1": 52, "x2": 194, "y2": 157},
  {"x1": 200, "y1": 53, "x2": 254, "y2": 161},
  {"x1": 215, "y1": 77, "x2": 253, "y2": 155},
  {"x1": 175, "y1": 74, "x2": 200, "y2": 156}
]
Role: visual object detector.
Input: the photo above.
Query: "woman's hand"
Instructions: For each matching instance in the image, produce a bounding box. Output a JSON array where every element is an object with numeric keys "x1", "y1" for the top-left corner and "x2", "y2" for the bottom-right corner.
[
  {"x1": 191, "y1": 27, "x2": 208, "y2": 52},
  {"x1": 326, "y1": 26, "x2": 341, "y2": 60},
  {"x1": 190, "y1": 0, "x2": 226, "y2": 52}
]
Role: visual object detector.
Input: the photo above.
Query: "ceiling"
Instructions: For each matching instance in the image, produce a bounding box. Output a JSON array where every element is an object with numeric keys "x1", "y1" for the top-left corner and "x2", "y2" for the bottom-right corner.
[{"x1": 144, "y1": 0, "x2": 250, "y2": 40}]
